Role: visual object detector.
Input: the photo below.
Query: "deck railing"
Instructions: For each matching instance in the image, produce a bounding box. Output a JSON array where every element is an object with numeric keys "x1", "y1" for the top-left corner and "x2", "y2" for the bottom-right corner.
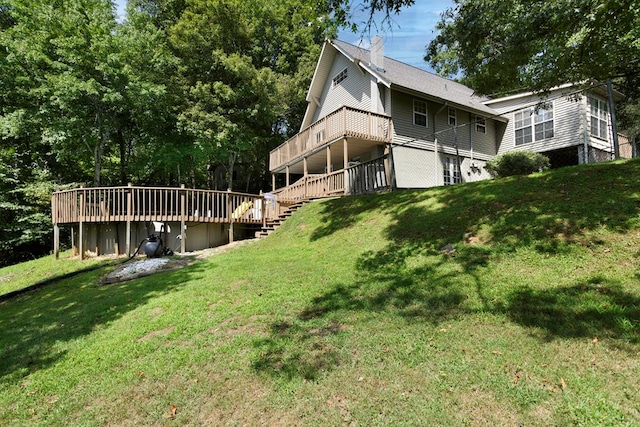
[
  {"x1": 51, "y1": 186, "x2": 268, "y2": 225},
  {"x1": 273, "y1": 170, "x2": 346, "y2": 203},
  {"x1": 272, "y1": 155, "x2": 389, "y2": 202},
  {"x1": 269, "y1": 106, "x2": 392, "y2": 171},
  {"x1": 345, "y1": 155, "x2": 389, "y2": 196}
]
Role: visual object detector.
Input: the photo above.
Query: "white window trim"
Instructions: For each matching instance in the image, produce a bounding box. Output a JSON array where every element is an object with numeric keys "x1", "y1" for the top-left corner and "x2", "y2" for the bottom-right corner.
[
  {"x1": 414, "y1": 99, "x2": 428, "y2": 127},
  {"x1": 332, "y1": 68, "x2": 348, "y2": 87},
  {"x1": 443, "y1": 156, "x2": 461, "y2": 186},
  {"x1": 475, "y1": 116, "x2": 486, "y2": 134},
  {"x1": 588, "y1": 97, "x2": 609, "y2": 141},
  {"x1": 514, "y1": 103, "x2": 554, "y2": 145}
]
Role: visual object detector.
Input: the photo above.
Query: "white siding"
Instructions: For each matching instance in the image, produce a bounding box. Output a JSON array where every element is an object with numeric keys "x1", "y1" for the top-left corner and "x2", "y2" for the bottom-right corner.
[
  {"x1": 489, "y1": 89, "x2": 584, "y2": 155},
  {"x1": 393, "y1": 145, "x2": 439, "y2": 188},
  {"x1": 392, "y1": 145, "x2": 492, "y2": 189},
  {"x1": 312, "y1": 55, "x2": 371, "y2": 122}
]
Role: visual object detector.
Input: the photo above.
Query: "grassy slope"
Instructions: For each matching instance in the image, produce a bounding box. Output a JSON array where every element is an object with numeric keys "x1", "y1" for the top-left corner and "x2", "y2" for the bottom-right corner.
[{"x1": 1, "y1": 159, "x2": 640, "y2": 426}]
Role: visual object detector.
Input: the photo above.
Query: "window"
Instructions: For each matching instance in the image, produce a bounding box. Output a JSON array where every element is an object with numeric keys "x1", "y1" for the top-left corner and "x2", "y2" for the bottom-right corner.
[
  {"x1": 332, "y1": 68, "x2": 348, "y2": 87},
  {"x1": 476, "y1": 116, "x2": 486, "y2": 134},
  {"x1": 443, "y1": 156, "x2": 461, "y2": 186},
  {"x1": 448, "y1": 107, "x2": 456, "y2": 126},
  {"x1": 589, "y1": 97, "x2": 608, "y2": 140},
  {"x1": 315, "y1": 129, "x2": 325, "y2": 144},
  {"x1": 514, "y1": 104, "x2": 554, "y2": 145},
  {"x1": 414, "y1": 99, "x2": 427, "y2": 126}
]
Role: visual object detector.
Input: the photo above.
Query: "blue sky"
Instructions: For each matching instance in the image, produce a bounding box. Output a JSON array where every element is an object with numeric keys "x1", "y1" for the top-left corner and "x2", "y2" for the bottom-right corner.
[{"x1": 113, "y1": 0, "x2": 451, "y2": 71}]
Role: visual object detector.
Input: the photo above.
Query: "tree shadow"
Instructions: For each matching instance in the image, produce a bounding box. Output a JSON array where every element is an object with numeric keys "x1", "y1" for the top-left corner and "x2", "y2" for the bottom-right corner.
[
  {"x1": 250, "y1": 319, "x2": 344, "y2": 381},
  {"x1": 257, "y1": 160, "x2": 640, "y2": 380},
  {"x1": 0, "y1": 261, "x2": 206, "y2": 385},
  {"x1": 506, "y1": 277, "x2": 640, "y2": 344}
]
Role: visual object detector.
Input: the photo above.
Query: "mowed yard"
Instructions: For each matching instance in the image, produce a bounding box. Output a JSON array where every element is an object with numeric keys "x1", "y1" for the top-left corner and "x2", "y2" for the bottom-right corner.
[{"x1": 1, "y1": 159, "x2": 640, "y2": 426}]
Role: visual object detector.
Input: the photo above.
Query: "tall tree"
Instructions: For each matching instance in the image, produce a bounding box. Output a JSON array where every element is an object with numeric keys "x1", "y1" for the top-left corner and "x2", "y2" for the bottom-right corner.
[{"x1": 426, "y1": 0, "x2": 640, "y2": 96}]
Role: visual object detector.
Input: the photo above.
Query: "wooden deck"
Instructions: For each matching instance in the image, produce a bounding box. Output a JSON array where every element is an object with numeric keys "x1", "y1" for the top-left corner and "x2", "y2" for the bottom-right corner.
[
  {"x1": 51, "y1": 185, "x2": 274, "y2": 259},
  {"x1": 269, "y1": 106, "x2": 392, "y2": 171}
]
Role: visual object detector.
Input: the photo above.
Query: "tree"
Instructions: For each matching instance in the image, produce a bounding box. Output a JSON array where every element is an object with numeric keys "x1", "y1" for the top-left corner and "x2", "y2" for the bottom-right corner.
[
  {"x1": 426, "y1": 0, "x2": 640, "y2": 96},
  {"x1": 163, "y1": 0, "x2": 336, "y2": 190}
]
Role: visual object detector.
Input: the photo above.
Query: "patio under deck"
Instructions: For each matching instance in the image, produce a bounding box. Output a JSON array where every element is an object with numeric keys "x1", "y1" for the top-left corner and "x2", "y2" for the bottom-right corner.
[{"x1": 51, "y1": 185, "x2": 274, "y2": 259}]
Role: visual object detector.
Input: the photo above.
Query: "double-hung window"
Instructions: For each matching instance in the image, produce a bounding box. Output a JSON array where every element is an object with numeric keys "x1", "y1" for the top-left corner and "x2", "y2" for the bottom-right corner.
[
  {"x1": 476, "y1": 116, "x2": 486, "y2": 133},
  {"x1": 414, "y1": 99, "x2": 427, "y2": 127},
  {"x1": 443, "y1": 156, "x2": 461, "y2": 185},
  {"x1": 589, "y1": 97, "x2": 608, "y2": 140},
  {"x1": 448, "y1": 107, "x2": 457, "y2": 126},
  {"x1": 514, "y1": 104, "x2": 554, "y2": 145}
]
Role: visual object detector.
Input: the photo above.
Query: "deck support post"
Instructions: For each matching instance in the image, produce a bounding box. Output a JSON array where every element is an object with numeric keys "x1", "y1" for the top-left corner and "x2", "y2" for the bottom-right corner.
[
  {"x1": 260, "y1": 191, "x2": 266, "y2": 228},
  {"x1": 271, "y1": 173, "x2": 276, "y2": 192},
  {"x1": 227, "y1": 188, "x2": 234, "y2": 244},
  {"x1": 343, "y1": 138, "x2": 349, "y2": 195},
  {"x1": 285, "y1": 166, "x2": 290, "y2": 187},
  {"x1": 53, "y1": 224, "x2": 60, "y2": 259},
  {"x1": 326, "y1": 145, "x2": 332, "y2": 173},
  {"x1": 180, "y1": 184, "x2": 186, "y2": 253},
  {"x1": 126, "y1": 183, "x2": 132, "y2": 256},
  {"x1": 71, "y1": 226, "x2": 77, "y2": 256},
  {"x1": 79, "y1": 186, "x2": 85, "y2": 260}
]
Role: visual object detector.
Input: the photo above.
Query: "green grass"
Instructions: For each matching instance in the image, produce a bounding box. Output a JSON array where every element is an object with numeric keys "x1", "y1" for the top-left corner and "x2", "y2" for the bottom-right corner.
[
  {"x1": 0, "y1": 251, "x2": 113, "y2": 297},
  {"x1": 2, "y1": 159, "x2": 640, "y2": 425}
]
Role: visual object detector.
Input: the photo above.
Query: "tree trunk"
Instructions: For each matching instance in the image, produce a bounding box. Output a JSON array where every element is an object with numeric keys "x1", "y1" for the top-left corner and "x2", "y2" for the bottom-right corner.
[
  {"x1": 115, "y1": 127, "x2": 127, "y2": 185},
  {"x1": 226, "y1": 152, "x2": 237, "y2": 190}
]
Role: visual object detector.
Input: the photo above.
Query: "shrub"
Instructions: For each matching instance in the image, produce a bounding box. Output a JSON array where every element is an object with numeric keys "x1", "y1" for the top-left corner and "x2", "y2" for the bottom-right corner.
[{"x1": 485, "y1": 150, "x2": 550, "y2": 178}]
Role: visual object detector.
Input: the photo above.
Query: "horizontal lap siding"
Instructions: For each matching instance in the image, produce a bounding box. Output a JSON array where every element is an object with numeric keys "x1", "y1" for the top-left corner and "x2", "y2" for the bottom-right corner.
[
  {"x1": 490, "y1": 90, "x2": 584, "y2": 155},
  {"x1": 391, "y1": 90, "x2": 498, "y2": 157},
  {"x1": 313, "y1": 55, "x2": 371, "y2": 122},
  {"x1": 393, "y1": 145, "x2": 439, "y2": 188}
]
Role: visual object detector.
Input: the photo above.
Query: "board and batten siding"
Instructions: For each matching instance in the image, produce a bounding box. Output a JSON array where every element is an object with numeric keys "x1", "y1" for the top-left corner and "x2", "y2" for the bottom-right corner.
[
  {"x1": 488, "y1": 89, "x2": 584, "y2": 155},
  {"x1": 312, "y1": 54, "x2": 371, "y2": 122}
]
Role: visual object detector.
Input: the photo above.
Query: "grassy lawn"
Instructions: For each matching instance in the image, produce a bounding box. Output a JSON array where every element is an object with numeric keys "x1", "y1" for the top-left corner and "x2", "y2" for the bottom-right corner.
[
  {"x1": 0, "y1": 251, "x2": 114, "y2": 298},
  {"x1": 2, "y1": 159, "x2": 640, "y2": 425}
]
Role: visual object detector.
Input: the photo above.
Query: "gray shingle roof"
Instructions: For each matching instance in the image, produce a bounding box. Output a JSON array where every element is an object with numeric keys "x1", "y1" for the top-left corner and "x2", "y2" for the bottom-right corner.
[{"x1": 331, "y1": 39, "x2": 500, "y2": 117}]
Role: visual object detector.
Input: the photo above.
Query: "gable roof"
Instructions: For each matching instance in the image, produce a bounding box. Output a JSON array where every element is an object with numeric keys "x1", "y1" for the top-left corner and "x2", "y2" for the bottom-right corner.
[{"x1": 323, "y1": 40, "x2": 502, "y2": 119}]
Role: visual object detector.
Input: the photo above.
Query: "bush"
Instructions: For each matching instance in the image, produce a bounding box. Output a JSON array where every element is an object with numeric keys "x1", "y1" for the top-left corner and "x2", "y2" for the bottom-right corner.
[{"x1": 485, "y1": 150, "x2": 550, "y2": 178}]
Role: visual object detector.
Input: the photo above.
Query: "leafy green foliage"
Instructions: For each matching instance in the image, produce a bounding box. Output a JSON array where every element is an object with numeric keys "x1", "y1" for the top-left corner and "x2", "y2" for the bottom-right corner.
[
  {"x1": 426, "y1": 0, "x2": 640, "y2": 95},
  {"x1": 0, "y1": 0, "x2": 340, "y2": 264},
  {"x1": 485, "y1": 150, "x2": 550, "y2": 178}
]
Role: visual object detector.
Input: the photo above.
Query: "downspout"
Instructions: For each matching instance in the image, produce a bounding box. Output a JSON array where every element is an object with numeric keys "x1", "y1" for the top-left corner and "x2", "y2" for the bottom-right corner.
[
  {"x1": 606, "y1": 79, "x2": 620, "y2": 159},
  {"x1": 583, "y1": 96, "x2": 590, "y2": 164}
]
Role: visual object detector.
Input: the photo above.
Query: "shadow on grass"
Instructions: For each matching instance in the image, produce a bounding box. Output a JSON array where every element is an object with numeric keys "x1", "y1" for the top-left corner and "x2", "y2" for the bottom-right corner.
[
  {"x1": 253, "y1": 160, "x2": 640, "y2": 381},
  {"x1": 251, "y1": 320, "x2": 343, "y2": 381},
  {"x1": 506, "y1": 277, "x2": 640, "y2": 344},
  {"x1": 0, "y1": 261, "x2": 206, "y2": 385}
]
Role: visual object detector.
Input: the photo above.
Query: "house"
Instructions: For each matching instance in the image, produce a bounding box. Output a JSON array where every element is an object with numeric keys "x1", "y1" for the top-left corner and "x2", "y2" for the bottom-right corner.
[
  {"x1": 486, "y1": 83, "x2": 626, "y2": 167},
  {"x1": 269, "y1": 38, "x2": 626, "y2": 198}
]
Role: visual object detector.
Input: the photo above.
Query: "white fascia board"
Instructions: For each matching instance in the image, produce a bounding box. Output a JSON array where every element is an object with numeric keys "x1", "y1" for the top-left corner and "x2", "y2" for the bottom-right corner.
[
  {"x1": 484, "y1": 83, "x2": 579, "y2": 105},
  {"x1": 329, "y1": 40, "x2": 391, "y2": 88},
  {"x1": 305, "y1": 40, "x2": 331, "y2": 103}
]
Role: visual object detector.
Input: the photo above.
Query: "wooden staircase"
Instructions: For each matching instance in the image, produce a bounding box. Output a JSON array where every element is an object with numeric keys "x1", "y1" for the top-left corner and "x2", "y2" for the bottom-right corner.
[{"x1": 254, "y1": 201, "x2": 306, "y2": 238}]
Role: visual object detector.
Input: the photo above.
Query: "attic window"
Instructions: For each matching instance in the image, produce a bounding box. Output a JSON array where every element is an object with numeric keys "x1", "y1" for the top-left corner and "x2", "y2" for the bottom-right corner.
[{"x1": 332, "y1": 68, "x2": 348, "y2": 87}]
